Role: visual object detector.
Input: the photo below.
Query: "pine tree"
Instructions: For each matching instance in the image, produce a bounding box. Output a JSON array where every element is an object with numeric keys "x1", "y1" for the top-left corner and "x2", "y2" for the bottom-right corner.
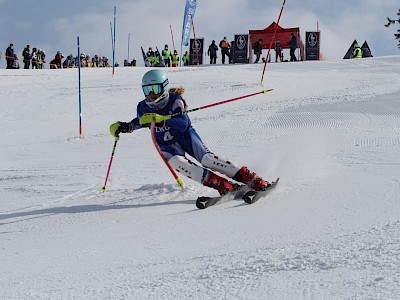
[{"x1": 385, "y1": 9, "x2": 400, "y2": 48}]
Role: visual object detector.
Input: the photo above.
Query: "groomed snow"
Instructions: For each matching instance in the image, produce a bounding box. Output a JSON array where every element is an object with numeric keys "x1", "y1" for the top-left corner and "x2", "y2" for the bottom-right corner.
[{"x1": 1, "y1": 56, "x2": 400, "y2": 299}]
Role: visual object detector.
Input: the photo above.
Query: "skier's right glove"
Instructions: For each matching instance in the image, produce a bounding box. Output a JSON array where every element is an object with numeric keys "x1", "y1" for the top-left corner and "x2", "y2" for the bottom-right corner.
[{"x1": 109, "y1": 121, "x2": 132, "y2": 140}]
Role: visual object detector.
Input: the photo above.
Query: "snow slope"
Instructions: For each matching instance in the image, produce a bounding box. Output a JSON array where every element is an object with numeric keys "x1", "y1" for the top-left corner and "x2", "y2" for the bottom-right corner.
[{"x1": 1, "y1": 56, "x2": 400, "y2": 299}]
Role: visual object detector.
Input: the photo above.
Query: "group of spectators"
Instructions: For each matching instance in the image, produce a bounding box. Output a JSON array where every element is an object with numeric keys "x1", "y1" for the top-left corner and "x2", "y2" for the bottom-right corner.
[
  {"x1": 145, "y1": 45, "x2": 189, "y2": 67},
  {"x1": 5, "y1": 43, "x2": 47, "y2": 69},
  {"x1": 207, "y1": 37, "x2": 233, "y2": 64},
  {"x1": 4, "y1": 34, "x2": 300, "y2": 69},
  {"x1": 4, "y1": 43, "x2": 115, "y2": 69},
  {"x1": 253, "y1": 33, "x2": 298, "y2": 63}
]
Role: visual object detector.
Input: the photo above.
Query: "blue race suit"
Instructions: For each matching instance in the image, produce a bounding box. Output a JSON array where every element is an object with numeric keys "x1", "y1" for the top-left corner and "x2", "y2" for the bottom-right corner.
[{"x1": 130, "y1": 92, "x2": 210, "y2": 161}]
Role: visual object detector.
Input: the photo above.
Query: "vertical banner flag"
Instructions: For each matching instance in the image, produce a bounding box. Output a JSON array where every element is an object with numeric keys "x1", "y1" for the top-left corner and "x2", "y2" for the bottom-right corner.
[
  {"x1": 233, "y1": 34, "x2": 249, "y2": 64},
  {"x1": 189, "y1": 38, "x2": 204, "y2": 65},
  {"x1": 181, "y1": 0, "x2": 198, "y2": 46},
  {"x1": 305, "y1": 31, "x2": 320, "y2": 60}
]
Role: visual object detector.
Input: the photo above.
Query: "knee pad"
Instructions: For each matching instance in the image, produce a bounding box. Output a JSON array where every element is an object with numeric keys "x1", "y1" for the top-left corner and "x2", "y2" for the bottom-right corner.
[
  {"x1": 169, "y1": 155, "x2": 208, "y2": 183},
  {"x1": 200, "y1": 153, "x2": 240, "y2": 178}
]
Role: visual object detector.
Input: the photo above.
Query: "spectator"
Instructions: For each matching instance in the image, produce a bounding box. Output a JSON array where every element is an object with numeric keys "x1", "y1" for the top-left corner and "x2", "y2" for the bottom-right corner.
[
  {"x1": 31, "y1": 48, "x2": 38, "y2": 69},
  {"x1": 50, "y1": 51, "x2": 64, "y2": 69},
  {"x1": 207, "y1": 40, "x2": 218, "y2": 64},
  {"x1": 11, "y1": 54, "x2": 20, "y2": 69},
  {"x1": 131, "y1": 58, "x2": 137, "y2": 66},
  {"x1": 353, "y1": 43, "x2": 362, "y2": 58},
  {"x1": 92, "y1": 55, "x2": 99, "y2": 67},
  {"x1": 288, "y1": 33, "x2": 297, "y2": 62},
  {"x1": 5, "y1": 43, "x2": 14, "y2": 69},
  {"x1": 219, "y1": 37, "x2": 230, "y2": 64},
  {"x1": 22, "y1": 45, "x2": 31, "y2": 69},
  {"x1": 274, "y1": 40, "x2": 283, "y2": 62},
  {"x1": 253, "y1": 39, "x2": 262, "y2": 63},
  {"x1": 37, "y1": 49, "x2": 46, "y2": 69},
  {"x1": 63, "y1": 54, "x2": 73, "y2": 68},
  {"x1": 182, "y1": 51, "x2": 189, "y2": 66},
  {"x1": 153, "y1": 50, "x2": 162, "y2": 67},
  {"x1": 171, "y1": 50, "x2": 179, "y2": 67},
  {"x1": 146, "y1": 47, "x2": 155, "y2": 67},
  {"x1": 162, "y1": 45, "x2": 171, "y2": 67}
]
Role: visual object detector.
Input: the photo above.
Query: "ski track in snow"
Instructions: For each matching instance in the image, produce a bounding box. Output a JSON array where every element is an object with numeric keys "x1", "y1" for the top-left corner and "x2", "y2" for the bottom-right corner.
[{"x1": 1, "y1": 56, "x2": 400, "y2": 299}]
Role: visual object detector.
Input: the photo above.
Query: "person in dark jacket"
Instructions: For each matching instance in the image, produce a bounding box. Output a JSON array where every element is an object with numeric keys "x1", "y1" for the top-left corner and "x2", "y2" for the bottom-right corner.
[
  {"x1": 207, "y1": 40, "x2": 218, "y2": 64},
  {"x1": 253, "y1": 39, "x2": 262, "y2": 63},
  {"x1": 288, "y1": 33, "x2": 297, "y2": 62},
  {"x1": 5, "y1": 43, "x2": 14, "y2": 69},
  {"x1": 22, "y1": 45, "x2": 31, "y2": 69},
  {"x1": 274, "y1": 40, "x2": 283, "y2": 62}
]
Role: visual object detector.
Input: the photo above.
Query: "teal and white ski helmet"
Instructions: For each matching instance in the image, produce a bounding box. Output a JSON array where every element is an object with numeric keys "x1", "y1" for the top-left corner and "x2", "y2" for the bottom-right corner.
[{"x1": 142, "y1": 69, "x2": 170, "y2": 108}]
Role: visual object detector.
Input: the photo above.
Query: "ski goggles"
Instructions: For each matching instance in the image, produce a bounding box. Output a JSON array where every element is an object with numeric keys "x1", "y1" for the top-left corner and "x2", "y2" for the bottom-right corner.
[
  {"x1": 142, "y1": 79, "x2": 169, "y2": 96},
  {"x1": 142, "y1": 84, "x2": 163, "y2": 96}
]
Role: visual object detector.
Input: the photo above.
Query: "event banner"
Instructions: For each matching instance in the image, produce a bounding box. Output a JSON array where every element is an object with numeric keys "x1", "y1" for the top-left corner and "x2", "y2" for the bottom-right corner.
[
  {"x1": 233, "y1": 34, "x2": 249, "y2": 64},
  {"x1": 305, "y1": 31, "x2": 320, "y2": 60},
  {"x1": 181, "y1": 0, "x2": 198, "y2": 46},
  {"x1": 189, "y1": 38, "x2": 204, "y2": 65}
]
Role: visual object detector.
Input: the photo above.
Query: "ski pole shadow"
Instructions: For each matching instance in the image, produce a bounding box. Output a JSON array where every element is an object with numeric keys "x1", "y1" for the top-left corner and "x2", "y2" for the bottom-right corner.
[{"x1": 0, "y1": 199, "x2": 195, "y2": 225}]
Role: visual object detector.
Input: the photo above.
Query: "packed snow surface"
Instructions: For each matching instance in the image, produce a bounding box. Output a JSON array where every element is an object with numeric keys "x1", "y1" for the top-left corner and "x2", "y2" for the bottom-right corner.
[{"x1": 1, "y1": 56, "x2": 400, "y2": 299}]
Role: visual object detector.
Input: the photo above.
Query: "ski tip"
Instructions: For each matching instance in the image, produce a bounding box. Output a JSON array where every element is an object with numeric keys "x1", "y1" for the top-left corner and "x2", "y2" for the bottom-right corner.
[{"x1": 196, "y1": 197, "x2": 207, "y2": 209}]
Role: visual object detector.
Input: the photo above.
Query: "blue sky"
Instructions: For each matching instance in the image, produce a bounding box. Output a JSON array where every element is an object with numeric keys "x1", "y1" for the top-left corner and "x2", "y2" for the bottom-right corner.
[{"x1": 0, "y1": 0, "x2": 399, "y2": 67}]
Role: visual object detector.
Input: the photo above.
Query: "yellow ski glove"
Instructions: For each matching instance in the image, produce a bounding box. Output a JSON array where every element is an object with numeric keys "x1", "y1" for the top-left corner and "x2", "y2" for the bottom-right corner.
[{"x1": 139, "y1": 113, "x2": 171, "y2": 126}]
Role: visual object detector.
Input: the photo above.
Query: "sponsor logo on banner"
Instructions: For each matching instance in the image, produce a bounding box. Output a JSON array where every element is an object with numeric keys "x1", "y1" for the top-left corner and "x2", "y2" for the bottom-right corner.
[
  {"x1": 305, "y1": 31, "x2": 320, "y2": 60},
  {"x1": 236, "y1": 35, "x2": 246, "y2": 50},
  {"x1": 307, "y1": 32, "x2": 317, "y2": 47}
]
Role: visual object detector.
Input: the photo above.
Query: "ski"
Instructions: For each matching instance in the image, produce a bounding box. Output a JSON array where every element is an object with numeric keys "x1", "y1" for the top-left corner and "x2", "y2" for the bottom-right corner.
[
  {"x1": 141, "y1": 46, "x2": 151, "y2": 67},
  {"x1": 156, "y1": 47, "x2": 165, "y2": 67},
  {"x1": 242, "y1": 178, "x2": 280, "y2": 204},
  {"x1": 196, "y1": 186, "x2": 247, "y2": 209}
]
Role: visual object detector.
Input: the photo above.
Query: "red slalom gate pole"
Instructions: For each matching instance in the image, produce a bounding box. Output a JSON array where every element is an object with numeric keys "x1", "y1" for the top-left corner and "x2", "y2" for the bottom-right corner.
[
  {"x1": 170, "y1": 25, "x2": 176, "y2": 52},
  {"x1": 260, "y1": 0, "x2": 287, "y2": 84},
  {"x1": 169, "y1": 89, "x2": 273, "y2": 119}
]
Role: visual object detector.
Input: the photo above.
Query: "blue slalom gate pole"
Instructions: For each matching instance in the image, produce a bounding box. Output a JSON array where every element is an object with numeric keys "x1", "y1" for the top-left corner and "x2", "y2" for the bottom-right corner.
[
  {"x1": 112, "y1": 6, "x2": 116, "y2": 75},
  {"x1": 77, "y1": 36, "x2": 83, "y2": 138}
]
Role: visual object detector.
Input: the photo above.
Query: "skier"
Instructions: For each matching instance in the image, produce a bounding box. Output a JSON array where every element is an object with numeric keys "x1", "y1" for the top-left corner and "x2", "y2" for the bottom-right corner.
[{"x1": 109, "y1": 69, "x2": 271, "y2": 195}]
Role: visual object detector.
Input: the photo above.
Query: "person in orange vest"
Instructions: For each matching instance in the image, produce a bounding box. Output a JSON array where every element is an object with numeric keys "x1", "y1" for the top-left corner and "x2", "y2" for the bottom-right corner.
[
  {"x1": 219, "y1": 37, "x2": 230, "y2": 64},
  {"x1": 171, "y1": 50, "x2": 179, "y2": 67}
]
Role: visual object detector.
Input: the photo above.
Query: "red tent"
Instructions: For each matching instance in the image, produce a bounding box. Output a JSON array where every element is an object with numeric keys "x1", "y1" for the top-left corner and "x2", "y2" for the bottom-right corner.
[{"x1": 249, "y1": 22, "x2": 304, "y2": 61}]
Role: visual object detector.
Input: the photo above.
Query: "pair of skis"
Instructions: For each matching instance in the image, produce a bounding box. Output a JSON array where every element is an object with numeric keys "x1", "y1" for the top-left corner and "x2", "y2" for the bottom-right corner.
[{"x1": 196, "y1": 178, "x2": 279, "y2": 209}]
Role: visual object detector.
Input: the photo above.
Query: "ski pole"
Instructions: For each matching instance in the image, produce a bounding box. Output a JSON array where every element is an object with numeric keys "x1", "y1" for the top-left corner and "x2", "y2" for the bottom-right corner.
[
  {"x1": 150, "y1": 119, "x2": 184, "y2": 189},
  {"x1": 101, "y1": 138, "x2": 118, "y2": 192}
]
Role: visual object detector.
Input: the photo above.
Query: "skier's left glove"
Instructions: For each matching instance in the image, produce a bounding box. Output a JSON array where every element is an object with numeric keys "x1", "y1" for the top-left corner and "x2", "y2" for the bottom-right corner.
[
  {"x1": 139, "y1": 113, "x2": 170, "y2": 127},
  {"x1": 109, "y1": 121, "x2": 132, "y2": 140}
]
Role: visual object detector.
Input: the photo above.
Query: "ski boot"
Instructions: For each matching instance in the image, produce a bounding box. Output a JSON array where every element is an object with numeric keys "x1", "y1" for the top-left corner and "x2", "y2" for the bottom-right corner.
[
  {"x1": 233, "y1": 166, "x2": 271, "y2": 191},
  {"x1": 203, "y1": 172, "x2": 239, "y2": 195}
]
